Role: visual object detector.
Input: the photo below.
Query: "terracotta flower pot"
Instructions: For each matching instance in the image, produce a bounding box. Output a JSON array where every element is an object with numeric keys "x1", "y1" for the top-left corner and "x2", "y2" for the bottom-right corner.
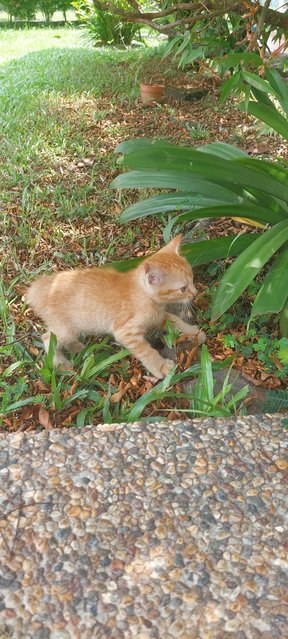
[{"x1": 140, "y1": 83, "x2": 165, "y2": 106}]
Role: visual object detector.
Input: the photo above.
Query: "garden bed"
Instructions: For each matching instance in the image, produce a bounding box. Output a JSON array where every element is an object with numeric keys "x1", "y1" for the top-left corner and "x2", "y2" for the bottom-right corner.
[{"x1": 1, "y1": 30, "x2": 287, "y2": 430}]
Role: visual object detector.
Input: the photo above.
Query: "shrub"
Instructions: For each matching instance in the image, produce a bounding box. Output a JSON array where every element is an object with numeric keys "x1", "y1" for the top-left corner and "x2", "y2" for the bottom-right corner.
[{"x1": 73, "y1": 0, "x2": 142, "y2": 46}]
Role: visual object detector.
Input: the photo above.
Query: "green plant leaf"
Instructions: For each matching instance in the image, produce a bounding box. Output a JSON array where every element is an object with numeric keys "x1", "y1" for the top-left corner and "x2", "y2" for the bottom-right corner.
[
  {"x1": 265, "y1": 67, "x2": 288, "y2": 114},
  {"x1": 83, "y1": 348, "x2": 130, "y2": 379},
  {"x1": 226, "y1": 385, "x2": 249, "y2": 409},
  {"x1": 219, "y1": 52, "x2": 262, "y2": 73},
  {"x1": 76, "y1": 408, "x2": 92, "y2": 428},
  {"x1": 117, "y1": 145, "x2": 288, "y2": 201},
  {"x1": 220, "y1": 71, "x2": 243, "y2": 103},
  {"x1": 199, "y1": 345, "x2": 214, "y2": 402},
  {"x1": 250, "y1": 86, "x2": 275, "y2": 107},
  {"x1": 280, "y1": 300, "x2": 288, "y2": 337},
  {"x1": 112, "y1": 170, "x2": 244, "y2": 195},
  {"x1": 211, "y1": 219, "x2": 288, "y2": 320},
  {"x1": 119, "y1": 189, "x2": 287, "y2": 226},
  {"x1": 197, "y1": 141, "x2": 249, "y2": 159},
  {"x1": 176, "y1": 204, "x2": 281, "y2": 225},
  {"x1": 241, "y1": 71, "x2": 277, "y2": 96},
  {"x1": 278, "y1": 347, "x2": 288, "y2": 365},
  {"x1": 115, "y1": 138, "x2": 173, "y2": 155},
  {"x1": 4, "y1": 395, "x2": 44, "y2": 414},
  {"x1": 110, "y1": 233, "x2": 256, "y2": 272},
  {"x1": 181, "y1": 233, "x2": 256, "y2": 266},
  {"x1": 2, "y1": 361, "x2": 23, "y2": 377},
  {"x1": 251, "y1": 244, "x2": 288, "y2": 318},
  {"x1": 247, "y1": 102, "x2": 288, "y2": 142},
  {"x1": 61, "y1": 389, "x2": 90, "y2": 408}
]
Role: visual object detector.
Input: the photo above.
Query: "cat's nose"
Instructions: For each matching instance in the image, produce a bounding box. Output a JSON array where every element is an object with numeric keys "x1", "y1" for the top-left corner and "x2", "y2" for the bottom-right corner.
[{"x1": 189, "y1": 286, "x2": 197, "y2": 297}]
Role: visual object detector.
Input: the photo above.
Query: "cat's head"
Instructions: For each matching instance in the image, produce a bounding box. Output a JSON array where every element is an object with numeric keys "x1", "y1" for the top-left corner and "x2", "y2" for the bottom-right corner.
[{"x1": 141, "y1": 235, "x2": 196, "y2": 303}]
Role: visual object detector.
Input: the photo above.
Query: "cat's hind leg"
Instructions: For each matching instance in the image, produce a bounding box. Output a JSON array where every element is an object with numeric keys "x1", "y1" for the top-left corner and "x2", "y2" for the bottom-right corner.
[{"x1": 65, "y1": 340, "x2": 85, "y2": 354}]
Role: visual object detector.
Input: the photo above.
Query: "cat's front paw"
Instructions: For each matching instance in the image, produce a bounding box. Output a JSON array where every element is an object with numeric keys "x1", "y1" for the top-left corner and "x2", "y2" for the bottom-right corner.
[
  {"x1": 160, "y1": 358, "x2": 176, "y2": 378},
  {"x1": 54, "y1": 354, "x2": 73, "y2": 370},
  {"x1": 197, "y1": 329, "x2": 206, "y2": 345}
]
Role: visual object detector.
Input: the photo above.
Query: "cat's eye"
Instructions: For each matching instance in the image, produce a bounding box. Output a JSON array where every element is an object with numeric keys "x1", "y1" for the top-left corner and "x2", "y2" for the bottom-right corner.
[{"x1": 180, "y1": 285, "x2": 187, "y2": 293}]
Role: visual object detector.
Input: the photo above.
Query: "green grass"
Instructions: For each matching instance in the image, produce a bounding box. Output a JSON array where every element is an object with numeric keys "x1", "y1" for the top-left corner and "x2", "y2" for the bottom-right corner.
[
  {"x1": 0, "y1": 28, "x2": 164, "y2": 267},
  {"x1": 0, "y1": 26, "x2": 81, "y2": 64},
  {"x1": 0, "y1": 8, "x2": 77, "y2": 25}
]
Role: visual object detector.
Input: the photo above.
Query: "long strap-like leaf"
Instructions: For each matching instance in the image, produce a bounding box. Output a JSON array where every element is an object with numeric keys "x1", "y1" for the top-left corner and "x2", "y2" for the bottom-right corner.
[
  {"x1": 211, "y1": 220, "x2": 288, "y2": 320},
  {"x1": 251, "y1": 243, "x2": 288, "y2": 318}
]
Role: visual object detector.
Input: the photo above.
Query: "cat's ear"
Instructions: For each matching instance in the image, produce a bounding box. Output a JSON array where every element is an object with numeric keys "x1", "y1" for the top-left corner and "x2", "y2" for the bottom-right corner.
[
  {"x1": 144, "y1": 261, "x2": 163, "y2": 285},
  {"x1": 162, "y1": 234, "x2": 182, "y2": 254}
]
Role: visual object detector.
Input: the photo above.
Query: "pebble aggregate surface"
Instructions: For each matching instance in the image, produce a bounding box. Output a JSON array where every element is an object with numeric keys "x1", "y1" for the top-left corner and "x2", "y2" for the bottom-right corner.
[{"x1": 0, "y1": 415, "x2": 287, "y2": 639}]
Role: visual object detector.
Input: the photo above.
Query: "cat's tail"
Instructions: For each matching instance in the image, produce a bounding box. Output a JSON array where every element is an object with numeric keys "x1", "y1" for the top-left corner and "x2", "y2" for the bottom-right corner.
[{"x1": 27, "y1": 273, "x2": 57, "y2": 316}]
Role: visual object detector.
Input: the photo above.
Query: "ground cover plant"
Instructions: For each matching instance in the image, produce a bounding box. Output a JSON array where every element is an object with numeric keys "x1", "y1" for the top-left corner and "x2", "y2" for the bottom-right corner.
[{"x1": 1, "y1": 26, "x2": 287, "y2": 432}]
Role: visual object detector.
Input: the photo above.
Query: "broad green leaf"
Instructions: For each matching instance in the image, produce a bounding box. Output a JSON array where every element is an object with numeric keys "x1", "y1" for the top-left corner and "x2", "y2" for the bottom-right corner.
[
  {"x1": 181, "y1": 234, "x2": 256, "y2": 266},
  {"x1": 197, "y1": 141, "x2": 249, "y2": 159},
  {"x1": 182, "y1": 46, "x2": 205, "y2": 64},
  {"x1": 211, "y1": 219, "x2": 288, "y2": 320},
  {"x1": 119, "y1": 194, "x2": 249, "y2": 223},
  {"x1": 235, "y1": 155, "x2": 288, "y2": 183},
  {"x1": 251, "y1": 244, "x2": 288, "y2": 317},
  {"x1": 176, "y1": 204, "x2": 281, "y2": 226},
  {"x1": 112, "y1": 170, "x2": 244, "y2": 195},
  {"x1": 265, "y1": 67, "x2": 288, "y2": 114},
  {"x1": 219, "y1": 52, "x2": 262, "y2": 72},
  {"x1": 118, "y1": 188, "x2": 287, "y2": 225},
  {"x1": 44, "y1": 332, "x2": 57, "y2": 369},
  {"x1": 110, "y1": 234, "x2": 256, "y2": 272},
  {"x1": 241, "y1": 71, "x2": 278, "y2": 96},
  {"x1": 243, "y1": 184, "x2": 288, "y2": 217},
  {"x1": 280, "y1": 299, "x2": 288, "y2": 337},
  {"x1": 247, "y1": 101, "x2": 288, "y2": 142},
  {"x1": 119, "y1": 145, "x2": 288, "y2": 201},
  {"x1": 115, "y1": 138, "x2": 173, "y2": 155},
  {"x1": 220, "y1": 71, "x2": 243, "y2": 103},
  {"x1": 250, "y1": 86, "x2": 275, "y2": 107},
  {"x1": 79, "y1": 353, "x2": 96, "y2": 379}
]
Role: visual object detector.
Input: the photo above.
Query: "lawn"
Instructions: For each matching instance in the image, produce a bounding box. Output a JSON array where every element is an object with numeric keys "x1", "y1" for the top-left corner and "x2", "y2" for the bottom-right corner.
[{"x1": 1, "y1": 27, "x2": 287, "y2": 430}]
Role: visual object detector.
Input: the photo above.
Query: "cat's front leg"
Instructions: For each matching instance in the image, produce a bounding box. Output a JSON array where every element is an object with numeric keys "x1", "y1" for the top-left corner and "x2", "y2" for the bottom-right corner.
[
  {"x1": 114, "y1": 330, "x2": 175, "y2": 379},
  {"x1": 42, "y1": 332, "x2": 72, "y2": 369},
  {"x1": 165, "y1": 312, "x2": 206, "y2": 344}
]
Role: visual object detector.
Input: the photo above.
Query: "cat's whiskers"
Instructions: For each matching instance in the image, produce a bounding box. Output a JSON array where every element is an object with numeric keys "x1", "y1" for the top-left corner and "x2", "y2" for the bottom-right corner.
[{"x1": 183, "y1": 298, "x2": 197, "y2": 320}]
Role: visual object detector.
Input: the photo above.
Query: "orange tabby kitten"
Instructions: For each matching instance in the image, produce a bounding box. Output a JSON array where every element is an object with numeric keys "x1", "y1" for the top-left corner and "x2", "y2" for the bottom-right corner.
[{"x1": 27, "y1": 235, "x2": 206, "y2": 379}]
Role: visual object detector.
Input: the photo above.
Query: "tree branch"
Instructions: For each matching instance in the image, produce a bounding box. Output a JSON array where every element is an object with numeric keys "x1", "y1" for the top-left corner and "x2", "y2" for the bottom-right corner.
[
  {"x1": 248, "y1": 0, "x2": 272, "y2": 51},
  {"x1": 92, "y1": 0, "x2": 288, "y2": 36}
]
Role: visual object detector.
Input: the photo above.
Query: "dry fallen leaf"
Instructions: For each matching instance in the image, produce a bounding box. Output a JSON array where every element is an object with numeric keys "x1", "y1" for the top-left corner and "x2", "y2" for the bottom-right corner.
[
  {"x1": 241, "y1": 371, "x2": 263, "y2": 386},
  {"x1": 38, "y1": 406, "x2": 53, "y2": 430},
  {"x1": 110, "y1": 382, "x2": 132, "y2": 403},
  {"x1": 29, "y1": 346, "x2": 39, "y2": 357}
]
